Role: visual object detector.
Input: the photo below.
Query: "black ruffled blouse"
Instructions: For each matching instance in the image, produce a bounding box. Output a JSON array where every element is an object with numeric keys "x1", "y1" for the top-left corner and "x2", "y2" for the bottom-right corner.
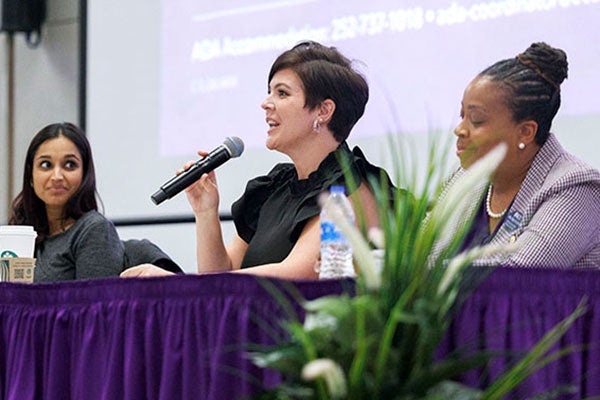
[{"x1": 231, "y1": 142, "x2": 393, "y2": 268}]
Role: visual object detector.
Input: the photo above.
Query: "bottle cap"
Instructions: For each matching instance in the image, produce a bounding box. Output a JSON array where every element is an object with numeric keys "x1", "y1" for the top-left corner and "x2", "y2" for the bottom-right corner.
[{"x1": 330, "y1": 185, "x2": 345, "y2": 193}]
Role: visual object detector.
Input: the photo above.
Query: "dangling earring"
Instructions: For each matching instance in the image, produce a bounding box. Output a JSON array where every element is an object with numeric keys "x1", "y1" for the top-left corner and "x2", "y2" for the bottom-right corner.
[
  {"x1": 313, "y1": 118, "x2": 321, "y2": 133},
  {"x1": 518, "y1": 143, "x2": 526, "y2": 150}
]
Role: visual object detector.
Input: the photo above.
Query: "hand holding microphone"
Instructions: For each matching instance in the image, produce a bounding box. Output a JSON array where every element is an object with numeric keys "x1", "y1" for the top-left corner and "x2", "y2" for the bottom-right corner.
[{"x1": 151, "y1": 136, "x2": 244, "y2": 205}]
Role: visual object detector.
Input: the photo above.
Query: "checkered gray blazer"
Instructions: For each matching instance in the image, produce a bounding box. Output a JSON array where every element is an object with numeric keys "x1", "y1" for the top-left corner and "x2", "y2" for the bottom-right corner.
[{"x1": 439, "y1": 133, "x2": 600, "y2": 269}]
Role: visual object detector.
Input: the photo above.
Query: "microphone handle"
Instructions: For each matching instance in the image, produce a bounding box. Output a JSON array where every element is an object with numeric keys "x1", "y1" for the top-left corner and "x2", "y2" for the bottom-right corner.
[{"x1": 151, "y1": 148, "x2": 230, "y2": 205}]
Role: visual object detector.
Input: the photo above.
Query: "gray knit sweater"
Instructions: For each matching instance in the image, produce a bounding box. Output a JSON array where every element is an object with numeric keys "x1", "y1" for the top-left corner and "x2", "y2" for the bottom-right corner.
[{"x1": 34, "y1": 210, "x2": 124, "y2": 282}]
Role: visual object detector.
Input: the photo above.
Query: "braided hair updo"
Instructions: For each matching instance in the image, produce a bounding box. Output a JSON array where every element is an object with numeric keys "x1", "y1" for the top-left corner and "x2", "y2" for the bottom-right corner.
[{"x1": 479, "y1": 42, "x2": 568, "y2": 146}]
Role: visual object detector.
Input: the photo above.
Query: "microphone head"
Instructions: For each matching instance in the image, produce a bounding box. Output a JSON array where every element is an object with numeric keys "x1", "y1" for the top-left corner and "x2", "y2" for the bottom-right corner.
[{"x1": 223, "y1": 136, "x2": 244, "y2": 158}]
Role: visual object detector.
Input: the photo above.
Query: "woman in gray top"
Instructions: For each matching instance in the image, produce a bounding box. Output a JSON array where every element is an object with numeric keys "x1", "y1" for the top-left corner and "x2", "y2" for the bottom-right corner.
[{"x1": 9, "y1": 122, "x2": 124, "y2": 282}]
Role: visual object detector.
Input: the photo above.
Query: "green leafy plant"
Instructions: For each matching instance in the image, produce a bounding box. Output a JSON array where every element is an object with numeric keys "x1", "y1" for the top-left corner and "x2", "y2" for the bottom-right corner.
[{"x1": 250, "y1": 134, "x2": 586, "y2": 399}]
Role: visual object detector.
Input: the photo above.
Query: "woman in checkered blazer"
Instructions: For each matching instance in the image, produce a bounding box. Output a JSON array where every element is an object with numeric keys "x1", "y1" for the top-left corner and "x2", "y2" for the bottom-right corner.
[{"x1": 443, "y1": 42, "x2": 600, "y2": 268}]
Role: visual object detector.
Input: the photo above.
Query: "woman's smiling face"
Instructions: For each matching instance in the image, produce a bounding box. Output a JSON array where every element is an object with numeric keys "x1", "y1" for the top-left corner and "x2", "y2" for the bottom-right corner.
[
  {"x1": 454, "y1": 76, "x2": 521, "y2": 169},
  {"x1": 32, "y1": 135, "x2": 83, "y2": 214},
  {"x1": 261, "y1": 68, "x2": 319, "y2": 154}
]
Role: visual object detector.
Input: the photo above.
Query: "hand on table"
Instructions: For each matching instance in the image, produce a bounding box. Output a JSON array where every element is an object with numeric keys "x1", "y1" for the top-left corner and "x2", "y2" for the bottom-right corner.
[{"x1": 120, "y1": 263, "x2": 176, "y2": 278}]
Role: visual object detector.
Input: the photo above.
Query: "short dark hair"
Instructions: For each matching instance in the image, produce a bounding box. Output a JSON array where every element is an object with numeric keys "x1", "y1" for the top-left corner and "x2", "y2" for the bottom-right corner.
[
  {"x1": 268, "y1": 40, "x2": 369, "y2": 143},
  {"x1": 9, "y1": 122, "x2": 99, "y2": 244},
  {"x1": 478, "y1": 42, "x2": 568, "y2": 146}
]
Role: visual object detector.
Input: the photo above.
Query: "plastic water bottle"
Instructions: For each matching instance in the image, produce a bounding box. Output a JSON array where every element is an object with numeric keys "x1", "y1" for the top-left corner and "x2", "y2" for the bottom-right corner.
[{"x1": 319, "y1": 185, "x2": 356, "y2": 279}]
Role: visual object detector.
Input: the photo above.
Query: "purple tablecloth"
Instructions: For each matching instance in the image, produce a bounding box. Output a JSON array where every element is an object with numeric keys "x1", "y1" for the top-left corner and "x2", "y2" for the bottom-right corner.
[
  {"x1": 0, "y1": 268, "x2": 598, "y2": 399},
  {"x1": 440, "y1": 267, "x2": 600, "y2": 399}
]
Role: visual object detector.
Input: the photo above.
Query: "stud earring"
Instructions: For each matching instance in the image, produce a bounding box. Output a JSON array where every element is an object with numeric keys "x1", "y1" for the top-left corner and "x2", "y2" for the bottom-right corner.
[
  {"x1": 518, "y1": 143, "x2": 525, "y2": 150},
  {"x1": 313, "y1": 118, "x2": 321, "y2": 132}
]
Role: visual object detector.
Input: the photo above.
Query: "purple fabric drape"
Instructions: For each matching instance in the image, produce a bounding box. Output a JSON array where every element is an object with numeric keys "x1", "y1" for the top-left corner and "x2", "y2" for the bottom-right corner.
[
  {"x1": 0, "y1": 274, "x2": 350, "y2": 400},
  {"x1": 0, "y1": 267, "x2": 598, "y2": 399},
  {"x1": 439, "y1": 267, "x2": 600, "y2": 399}
]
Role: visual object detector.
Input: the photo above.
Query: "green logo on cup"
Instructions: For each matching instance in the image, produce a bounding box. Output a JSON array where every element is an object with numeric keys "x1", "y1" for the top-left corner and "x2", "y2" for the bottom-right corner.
[{"x1": 1, "y1": 250, "x2": 18, "y2": 258}]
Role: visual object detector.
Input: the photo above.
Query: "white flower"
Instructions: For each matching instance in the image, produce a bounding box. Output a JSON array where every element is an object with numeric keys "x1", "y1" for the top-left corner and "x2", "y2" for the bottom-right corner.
[
  {"x1": 368, "y1": 227, "x2": 385, "y2": 249},
  {"x1": 301, "y1": 358, "x2": 347, "y2": 398},
  {"x1": 438, "y1": 243, "x2": 513, "y2": 295},
  {"x1": 303, "y1": 312, "x2": 338, "y2": 332}
]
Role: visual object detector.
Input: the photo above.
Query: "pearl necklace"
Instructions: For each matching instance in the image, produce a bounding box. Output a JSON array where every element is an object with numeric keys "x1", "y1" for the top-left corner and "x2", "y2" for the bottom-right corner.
[{"x1": 486, "y1": 185, "x2": 507, "y2": 219}]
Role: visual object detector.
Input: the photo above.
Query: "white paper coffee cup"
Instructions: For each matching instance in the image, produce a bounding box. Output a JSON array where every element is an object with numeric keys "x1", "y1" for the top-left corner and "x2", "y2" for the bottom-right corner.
[{"x1": 0, "y1": 225, "x2": 37, "y2": 258}]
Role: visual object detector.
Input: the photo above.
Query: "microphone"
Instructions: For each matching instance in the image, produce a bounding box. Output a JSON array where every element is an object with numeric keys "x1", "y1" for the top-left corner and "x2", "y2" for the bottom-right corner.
[{"x1": 151, "y1": 136, "x2": 244, "y2": 205}]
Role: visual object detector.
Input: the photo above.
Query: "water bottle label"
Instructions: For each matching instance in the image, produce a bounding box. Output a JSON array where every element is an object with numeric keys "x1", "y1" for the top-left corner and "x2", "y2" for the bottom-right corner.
[{"x1": 321, "y1": 221, "x2": 342, "y2": 242}]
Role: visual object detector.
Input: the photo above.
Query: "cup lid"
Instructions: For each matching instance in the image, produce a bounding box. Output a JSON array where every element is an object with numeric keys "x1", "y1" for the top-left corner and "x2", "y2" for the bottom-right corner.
[{"x1": 0, "y1": 225, "x2": 37, "y2": 236}]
